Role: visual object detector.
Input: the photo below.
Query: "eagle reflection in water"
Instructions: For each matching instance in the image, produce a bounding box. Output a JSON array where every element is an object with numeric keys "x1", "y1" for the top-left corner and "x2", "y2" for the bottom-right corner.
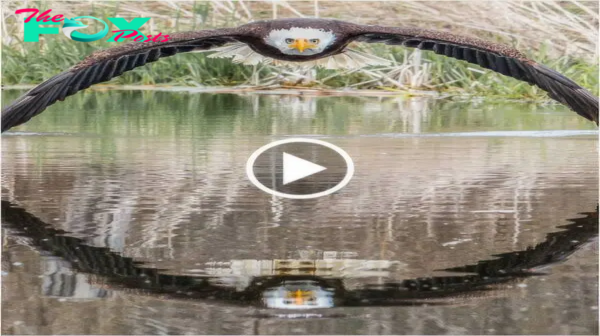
[{"x1": 1, "y1": 201, "x2": 597, "y2": 313}]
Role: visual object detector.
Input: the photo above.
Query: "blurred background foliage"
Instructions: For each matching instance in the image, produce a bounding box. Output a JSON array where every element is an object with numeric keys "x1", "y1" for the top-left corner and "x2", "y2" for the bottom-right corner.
[{"x1": 2, "y1": 0, "x2": 598, "y2": 98}]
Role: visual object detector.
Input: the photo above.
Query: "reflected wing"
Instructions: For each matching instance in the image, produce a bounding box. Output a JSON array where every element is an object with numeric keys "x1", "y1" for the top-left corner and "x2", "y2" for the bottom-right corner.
[
  {"x1": 1, "y1": 200, "x2": 240, "y2": 301},
  {"x1": 351, "y1": 26, "x2": 599, "y2": 123},
  {"x1": 3, "y1": 199, "x2": 597, "y2": 307},
  {"x1": 1, "y1": 28, "x2": 243, "y2": 132}
]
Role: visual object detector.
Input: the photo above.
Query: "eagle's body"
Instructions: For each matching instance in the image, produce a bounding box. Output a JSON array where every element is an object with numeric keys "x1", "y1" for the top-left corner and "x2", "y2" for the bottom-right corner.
[{"x1": 2, "y1": 18, "x2": 598, "y2": 131}]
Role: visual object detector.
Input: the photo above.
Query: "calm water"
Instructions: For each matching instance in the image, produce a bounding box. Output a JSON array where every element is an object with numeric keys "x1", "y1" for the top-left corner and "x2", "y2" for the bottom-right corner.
[{"x1": 1, "y1": 90, "x2": 598, "y2": 335}]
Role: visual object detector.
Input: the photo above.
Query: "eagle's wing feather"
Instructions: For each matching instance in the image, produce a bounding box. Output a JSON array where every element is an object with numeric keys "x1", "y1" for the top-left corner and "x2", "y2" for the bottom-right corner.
[
  {"x1": 1, "y1": 29, "x2": 242, "y2": 132},
  {"x1": 352, "y1": 26, "x2": 598, "y2": 123}
]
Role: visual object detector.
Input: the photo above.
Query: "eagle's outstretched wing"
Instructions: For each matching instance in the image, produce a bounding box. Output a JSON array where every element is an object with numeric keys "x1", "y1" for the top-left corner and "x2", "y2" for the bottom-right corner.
[
  {"x1": 1, "y1": 28, "x2": 242, "y2": 132},
  {"x1": 351, "y1": 26, "x2": 599, "y2": 124}
]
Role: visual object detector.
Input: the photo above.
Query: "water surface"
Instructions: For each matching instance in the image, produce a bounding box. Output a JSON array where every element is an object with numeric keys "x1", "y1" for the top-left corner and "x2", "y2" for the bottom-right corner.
[{"x1": 1, "y1": 90, "x2": 598, "y2": 335}]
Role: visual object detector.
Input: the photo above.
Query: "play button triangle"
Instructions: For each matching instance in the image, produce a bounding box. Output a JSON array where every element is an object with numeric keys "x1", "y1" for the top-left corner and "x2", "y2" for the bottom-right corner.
[{"x1": 282, "y1": 152, "x2": 327, "y2": 185}]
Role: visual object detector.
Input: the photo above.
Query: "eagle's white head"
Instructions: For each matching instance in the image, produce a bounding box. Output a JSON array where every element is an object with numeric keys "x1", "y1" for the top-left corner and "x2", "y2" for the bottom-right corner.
[
  {"x1": 205, "y1": 24, "x2": 389, "y2": 69},
  {"x1": 264, "y1": 27, "x2": 336, "y2": 55}
]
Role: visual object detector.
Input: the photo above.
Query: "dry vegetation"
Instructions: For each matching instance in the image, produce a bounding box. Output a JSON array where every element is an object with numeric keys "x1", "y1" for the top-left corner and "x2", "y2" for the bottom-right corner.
[{"x1": 1, "y1": 0, "x2": 598, "y2": 97}]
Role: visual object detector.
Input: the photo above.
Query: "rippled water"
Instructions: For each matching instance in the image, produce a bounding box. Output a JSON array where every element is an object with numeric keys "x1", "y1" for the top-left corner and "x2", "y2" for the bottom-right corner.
[{"x1": 1, "y1": 90, "x2": 598, "y2": 335}]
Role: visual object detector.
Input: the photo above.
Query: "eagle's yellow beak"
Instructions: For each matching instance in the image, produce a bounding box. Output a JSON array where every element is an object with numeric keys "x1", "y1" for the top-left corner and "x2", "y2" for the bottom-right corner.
[
  {"x1": 295, "y1": 289, "x2": 308, "y2": 305},
  {"x1": 289, "y1": 39, "x2": 317, "y2": 52},
  {"x1": 287, "y1": 289, "x2": 313, "y2": 305}
]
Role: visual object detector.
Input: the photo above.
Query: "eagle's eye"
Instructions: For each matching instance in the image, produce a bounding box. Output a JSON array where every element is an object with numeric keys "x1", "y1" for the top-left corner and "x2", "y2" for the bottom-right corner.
[
  {"x1": 309, "y1": 39, "x2": 320, "y2": 44},
  {"x1": 285, "y1": 38, "x2": 295, "y2": 44}
]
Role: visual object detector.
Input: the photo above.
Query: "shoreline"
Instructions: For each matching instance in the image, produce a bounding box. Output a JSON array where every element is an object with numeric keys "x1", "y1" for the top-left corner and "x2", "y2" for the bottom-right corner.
[
  {"x1": 2, "y1": 84, "x2": 443, "y2": 97},
  {"x1": 1, "y1": 85, "x2": 562, "y2": 105}
]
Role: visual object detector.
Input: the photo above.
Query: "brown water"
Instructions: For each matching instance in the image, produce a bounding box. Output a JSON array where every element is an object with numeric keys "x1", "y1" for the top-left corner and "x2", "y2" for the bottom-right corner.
[{"x1": 1, "y1": 90, "x2": 598, "y2": 335}]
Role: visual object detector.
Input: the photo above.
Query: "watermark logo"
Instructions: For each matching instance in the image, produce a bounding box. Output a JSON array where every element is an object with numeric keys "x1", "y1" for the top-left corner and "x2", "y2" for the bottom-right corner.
[
  {"x1": 15, "y1": 8, "x2": 170, "y2": 43},
  {"x1": 62, "y1": 17, "x2": 108, "y2": 42}
]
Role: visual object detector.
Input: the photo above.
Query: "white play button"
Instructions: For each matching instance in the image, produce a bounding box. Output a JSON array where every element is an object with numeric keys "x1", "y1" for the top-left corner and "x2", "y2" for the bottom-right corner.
[
  {"x1": 282, "y1": 152, "x2": 327, "y2": 185},
  {"x1": 246, "y1": 138, "x2": 354, "y2": 199}
]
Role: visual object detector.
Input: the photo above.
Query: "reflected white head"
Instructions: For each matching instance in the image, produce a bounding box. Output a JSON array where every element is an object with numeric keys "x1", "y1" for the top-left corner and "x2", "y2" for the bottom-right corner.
[{"x1": 264, "y1": 27, "x2": 336, "y2": 55}]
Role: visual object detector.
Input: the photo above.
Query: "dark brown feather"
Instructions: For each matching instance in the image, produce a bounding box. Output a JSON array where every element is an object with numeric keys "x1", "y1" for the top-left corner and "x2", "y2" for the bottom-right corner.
[
  {"x1": 351, "y1": 25, "x2": 598, "y2": 123},
  {"x1": 1, "y1": 29, "x2": 242, "y2": 132}
]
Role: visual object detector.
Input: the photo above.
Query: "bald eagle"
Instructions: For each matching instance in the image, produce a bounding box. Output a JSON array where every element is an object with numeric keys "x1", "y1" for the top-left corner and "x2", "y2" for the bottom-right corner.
[{"x1": 2, "y1": 18, "x2": 598, "y2": 132}]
